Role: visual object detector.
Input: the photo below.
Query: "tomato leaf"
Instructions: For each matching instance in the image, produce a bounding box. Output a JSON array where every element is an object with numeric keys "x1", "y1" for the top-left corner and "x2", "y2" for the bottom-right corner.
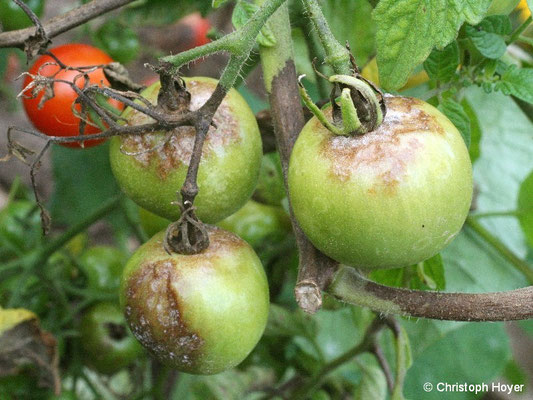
[
  {"x1": 373, "y1": 0, "x2": 491, "y2": 90},
  {"x1": 517, "y1": 171, "x2": 533, "y2": 247},
  {"x1": 354, "y1": 362, "x2": 388, "y2": 400},
  {"x1": 264, "y1": 303, "x2": 317, "y2": 338},
  {"x1": 460, "y1": 99, "x2": 482, "y2": 163},
  {"x1": 465, "y1": 15, "x2": 512, "y2": 59},
  {"x1": 495, "y1": 66, "x2": 533, "y2": 104},
  {"x1": 423, "y1": 41, "x2": 459, "y2": 82},
  {"x1": 0, "y1": 309, "x2": 60, "y2": 395},
  {"x1": 232, "y1": 1, "x2": 276, "y2": 48},
  {"x1": 438, "y1": 98, "x2": 471, "y2": 147}
]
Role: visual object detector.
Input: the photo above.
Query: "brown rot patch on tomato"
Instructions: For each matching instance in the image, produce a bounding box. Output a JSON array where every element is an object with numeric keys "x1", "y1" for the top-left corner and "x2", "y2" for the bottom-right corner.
[
  {"x1": 119, "y1": 80, "x2": 240, "y2": 180},
  {"x1": 320, "y1": 96, "x2": 435, "y2": 191},
  {"x1": 123, "y1": 259, "x2": 204, "y2": 369}
]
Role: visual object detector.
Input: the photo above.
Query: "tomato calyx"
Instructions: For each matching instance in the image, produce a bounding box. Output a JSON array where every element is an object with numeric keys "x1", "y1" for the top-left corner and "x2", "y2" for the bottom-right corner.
[
  {"x1": 299, "y1": 51, "x2": 386, "y2": 136},
  {"x1": 164, "y1": 201, "x2": 209, "y2": 255}
]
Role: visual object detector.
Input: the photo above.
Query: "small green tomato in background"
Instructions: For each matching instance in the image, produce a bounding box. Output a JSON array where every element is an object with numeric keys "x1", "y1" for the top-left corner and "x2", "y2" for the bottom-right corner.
[
  {"x1": 288, "y1": 96, "x2": 473, "y2": 269},
  {"x1": 80, "y1": 302, "x2": 143, "y2": 375},
  {"x1": 78, "y1": 246, "x2": 127, "y2": 294},
  {"x1": 218, "y1": 200, "x2": 291, "y2": 248},
  {"x1": 0, "y1": 0, "x2": 44, "y2": 31},
  {"x1": 138, "y1": 206, "x2": 170, "y2": 238},
  {"x1": 120, "y1": 226, "x2": 269, "y2": 375},
  {"x1": 254, "y1": 152, "x2": 286, "y2": 207},
  {"x1": 110, "y1": 77, "x2": 262, "y2": 224}
]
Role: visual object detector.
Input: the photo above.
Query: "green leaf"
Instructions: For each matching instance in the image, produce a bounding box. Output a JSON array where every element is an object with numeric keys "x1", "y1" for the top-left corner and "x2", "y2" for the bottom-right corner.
[
  {"x1": 519, "y1": 319, "x2": 533, "y2": 337},
  {"x1": 460, "y1": 99, "x2": 482, "y2": 163},
  {"x1": 373, "y1": 0, "x2": 491, "y2": 90},
  {"x1": 438, "y1": 98, "x2": 471, "y2": 147},
  {"x1": 232, "y1": 1, "x2": 276, "y2": 48},
  {"x1": 517, "y1": 171, "x2": 533, "y2": 247},
  {"x1": 264, "y1": 303, "x2": 317, "y2": 338},
  {"x1": 404, "y1": 322, "x2": 511, "y2": 400},
  {"x1": 465, "y1": 15, "x2": 512, "y2": 59},
  {"x1": 423, "y1": 41, "x2": 459, "y2": 82},
  {"x1": 354, "y1": 362, "x2": 388, "y2": 400},
  {"x1": 496, "y1": 66, "x2": 533, "y2": 104}
]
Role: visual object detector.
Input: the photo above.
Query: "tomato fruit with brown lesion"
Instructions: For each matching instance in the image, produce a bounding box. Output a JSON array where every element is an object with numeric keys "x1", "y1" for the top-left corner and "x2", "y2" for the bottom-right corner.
[
  {"x1": 120, "y1": 226, "x2": 269, "y2": 375},
  {"x1": 109, "y1": 77, "x2": 262, "y2": 224},
  {"x1": 288, "y1": 96, "x2": 473, "y2": 269}
]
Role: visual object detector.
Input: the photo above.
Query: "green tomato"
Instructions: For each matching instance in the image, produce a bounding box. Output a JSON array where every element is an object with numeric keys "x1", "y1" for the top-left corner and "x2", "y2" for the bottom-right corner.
[
  {"x1": 254, "y1": 152, "x2": 286, "y2": 207},
  {"x1": 109, "y1": 77, "x2": 262, "y2": 224},
  {"x1": 120, "y1": 226, "x2": 269, "y2": 375},
  {"x1": 93, "y1": 21, "x2": 140, "y2": 64},
  {"x1": 138, "y1": 207, "x2": 170, "y2": 238},
  {"x1": 487, "y1": 0, "x2": 520, "y2": 15},
  {"x1": 217, "y1": 200, "x2": 290, "y2": 248},
  {"x1": 78, "y1": 246, "x2": 127, "y2": 294},
  {"x1": 0, "y1": 200, "x2": 41, "y2": 261},
  {"x1": 80, "y1": 302, "x2": 144, "y2": 375},
  {"x1": 0, "y1": 0, "x2": 44, "y2": 31},
  {"x1": 288, "y1": 96, "x2": 473, "y2": 269}
]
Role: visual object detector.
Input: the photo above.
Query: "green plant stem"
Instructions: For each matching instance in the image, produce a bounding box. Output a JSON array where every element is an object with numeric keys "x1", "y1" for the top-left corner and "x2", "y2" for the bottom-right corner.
[
  {"x1": 301, "y1": 23, "x2": 330, "y2": 99},
  {"x1": 517, "y1": 35, "x2": 533, "y2": 47},
  {"x1": 40, "y1": 195, "x2": 122, "y2": 260},
  {"x1": 162, "y1": 0, "x2": 288, "y2": 79},
  {"x1": 292, "y1": 317, "x2": 384, "y2": 399},
  {"x1": 300, "y1": 0, "x2": 351, "y2": 75},
  {"x1": 465, "y1": 216, "x2": 533, "y2": 284},
  {"x1": 471, "y1": 210, "x2": 519, "y2": 219},
  {"x1": 507, "y1": 16, "x2": 532, "y2": 44}
]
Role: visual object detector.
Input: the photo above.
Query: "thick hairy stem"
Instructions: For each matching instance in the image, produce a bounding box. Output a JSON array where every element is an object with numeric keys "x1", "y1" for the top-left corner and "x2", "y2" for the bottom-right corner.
[
  {"x1": 0, "y1": 0, "x2": 135, "y2": 49},
  {"x1": 300, "y1": 0, "x2": 351, "y2": 75},
  {"x1": 258, "y1": 2, "x2": 339, "y2": 313},
  {"x1": 329, "y1": 266, "x2": 533, "y2": 321}
]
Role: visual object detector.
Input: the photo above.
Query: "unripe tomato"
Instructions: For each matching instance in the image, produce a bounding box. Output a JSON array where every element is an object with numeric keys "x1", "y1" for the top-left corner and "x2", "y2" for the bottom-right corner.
[
  {"x1": 254, "y1": 152, "x2": 286, "y2": 207},
  {"x1": 217, "y1": 200, "x2": 290, "y2": 248},
  {"x1": 78, "y1": 246, "x2": 127, "y2": 294},
  {"x1": 0, "y1": 0, "x2": 44, "y2": 32},
  {"x1": 138, "y1": 207, "x2": 170, "y2": 238},
  {"x1": 109, "y1": 77, "x2": 262, "y2": 223},
  {"x1": 120, "y1": 226, "x2": 269, "y2": 375},
  {"x1": 22, "y1": 44, "x2": 123, "y2": 148},
  {"x1": 288, "y1": 96, "x2": 473, "y2": 269},
  {"x1": 80, "y1": 302, "x2": 143, "y2": 374}
]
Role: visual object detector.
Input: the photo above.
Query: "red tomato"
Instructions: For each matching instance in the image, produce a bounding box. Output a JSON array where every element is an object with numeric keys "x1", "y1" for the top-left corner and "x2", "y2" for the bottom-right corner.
[
  {"x1": 22, "y1": 44, "x2": 123, "y2": 148},
  {"x1": 179, "y1": 13, "x2": 211, "y2": 48}
]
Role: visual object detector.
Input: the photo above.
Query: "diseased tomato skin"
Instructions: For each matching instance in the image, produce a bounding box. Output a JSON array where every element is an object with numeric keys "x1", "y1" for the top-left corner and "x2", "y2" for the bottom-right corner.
[
  {"x1": 120, "y1": 226, "x2": 269, "y2": 375},
  {"x1": 288, "y1": 96, "x2": 473, "y2": 269},
  {"x1": 22, "y1": 44, "x2": 123, "y2": 148},
  {"x1": 109, "y1": 77, "x2": 262, "y2": 224}
]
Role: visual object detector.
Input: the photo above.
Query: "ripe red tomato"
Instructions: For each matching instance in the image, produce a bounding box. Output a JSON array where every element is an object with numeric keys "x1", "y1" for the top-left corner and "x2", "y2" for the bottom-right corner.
[
  {"x1": 179, "y1": 13, "x2": 211, "y2": 48},
  {"x1": 22, "y1": 44, "x2": 123, "y2": 148}
]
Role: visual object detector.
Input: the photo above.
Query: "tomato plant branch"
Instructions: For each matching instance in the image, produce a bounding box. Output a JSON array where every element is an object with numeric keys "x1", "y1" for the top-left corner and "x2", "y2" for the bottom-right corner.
[
  {"x1": 162, "y1": 0, "x2": 288, "y2": 74},
  {"x1": 291, "y1": 316, "x2": 386, "y2": 399},
  {"x1": 258, "y1": 2, "x2": 339, "y2": 314},
  {"x1": 328, "y1": 266, "x2": 533, "y2": 321},
  {"x1": 0, "y1": 0, "x2": 135, "y2": 49},
  {"x1": 507, "y1": 16, "x2": 532, "y2": 45},
  {"x1": 300, "y1": 0, "x2": 351, "y2": 75},
  {"x1": 465, "y1": 216, "x2": 533, "y2": 284}
]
